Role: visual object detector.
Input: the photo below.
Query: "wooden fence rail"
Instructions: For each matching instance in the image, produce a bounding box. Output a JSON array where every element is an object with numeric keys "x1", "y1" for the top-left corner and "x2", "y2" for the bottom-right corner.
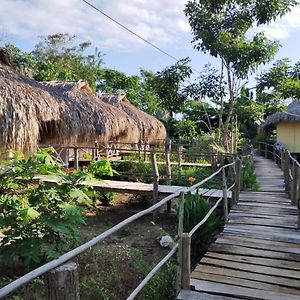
[{"x1": 0, "y1": 158, "x2": 241, "y2": 299}]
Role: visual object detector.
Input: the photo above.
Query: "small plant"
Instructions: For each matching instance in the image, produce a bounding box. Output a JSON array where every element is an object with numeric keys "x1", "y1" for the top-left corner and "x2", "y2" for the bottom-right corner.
[
  {"x1": 176, "y1": 193, "x2": 222, "y2": 254},
  {"x1": 99, "y1": 192, "x2": 115, "y2": 206},
  {"x1": 242, "y1": 158, "x2": 259, "y2": 190},
  {"x1": 120, "y1": 227, "x2": 133, "y2": 236}
]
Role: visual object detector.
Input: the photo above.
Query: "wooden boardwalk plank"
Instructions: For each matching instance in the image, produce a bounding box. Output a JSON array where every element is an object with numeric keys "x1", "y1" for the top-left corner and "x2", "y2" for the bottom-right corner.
[{"x1": 179, "y1": 154, "x2": 300, "y2": 300}]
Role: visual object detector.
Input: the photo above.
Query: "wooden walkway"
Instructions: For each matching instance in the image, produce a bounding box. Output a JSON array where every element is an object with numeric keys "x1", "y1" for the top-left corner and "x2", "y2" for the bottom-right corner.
[
  {"x1": 36, "y1": 176, "x2": 231, "y2": 198},
  {"x1": 178, "y1": 154, "x2": 300, "y2": 299}
]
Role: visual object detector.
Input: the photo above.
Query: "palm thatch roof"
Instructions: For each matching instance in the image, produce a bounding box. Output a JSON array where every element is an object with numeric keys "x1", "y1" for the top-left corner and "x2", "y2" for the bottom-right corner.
[
  {"x1": 99, "y1": 93, "x2": 167, "y2": 144},
  {"x1": 42, "y1": 81, "x2": 140, "y2": 145},
  {"x1": 262, "y1": 101, "x2": 300, "y2": 129},
  {"x1": 0, "y1": 63, "x2": 61, "y2": 153},
  {"x1": 0, "y1": 62, "x2": 140, "y2": 154}
]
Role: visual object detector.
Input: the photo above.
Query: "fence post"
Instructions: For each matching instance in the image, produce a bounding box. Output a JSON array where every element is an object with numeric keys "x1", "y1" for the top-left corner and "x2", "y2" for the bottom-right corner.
[
  {"x1": 233, "y1": 158, "x2": 241, "y2": 205},
  {"x1": 150, "y1": 150, "x2": 159, "y2": 218},
  {"x1": 176, "y1": 192, "x2": 185, "y2": 295},
  {"x1": 281, "y1": 149, "x2": 285, "y2": 171},
  {"x1": 222, "y1": 168, "x2": 229, "y2": 222},
  {"x1": 178, "y1": 144, "x2": 183, "y2": 174},
  {"x1": 292, "y1": 160, "x2": 298, "y2": 206},
  {"x1": 165, "y1": 138, "x2": 172, "y2": 212},
  {"x1": 258, "y1": 142, "x2": 261, "y2": 155},
  {"x1": 138, "y1": 141, "x2": 141, "y2": 161},
  {"x1": 284, "y1": 150, "x2": 290, "y2": 193},
  {"x1": 265, "y1": 143, "x2": 268, "y2": 158},
  {"x1": 143, "y1": 141, "x2": 148, "y2": 162},
  {"x1": 181, "y1": 233, "x2": 191, "y2": 290},
  {"x1": 273, "y1": 145, "x2": 276, "y2": 162},
  {"x1": 46, "y1": 261, "x2": 80, "y2": 300},
  {"x1": 74, "y1": 147, "x2": 79, "y2": 170}
]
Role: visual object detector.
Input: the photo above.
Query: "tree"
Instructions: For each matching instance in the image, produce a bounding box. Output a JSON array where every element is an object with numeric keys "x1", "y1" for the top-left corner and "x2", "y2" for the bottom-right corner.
[
  {"x1": 149, "y1": 57, "x2": 192, "y2": 117},
  {"x1": 32, "y1": 33, "x2": 103, "y2": 90},
  {"x1": 97, "y1": 68, "x2": 161, "y2": 114},
  {"x1": 185, "y1": 0, "x2": 297, "y2": 148},
  {"x1": 257, "y1": 58, "x2": 300, "y2": 116}
]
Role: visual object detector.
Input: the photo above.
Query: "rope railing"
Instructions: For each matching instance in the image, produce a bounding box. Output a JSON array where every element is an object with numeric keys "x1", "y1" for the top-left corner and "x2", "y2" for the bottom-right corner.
[{"x1": 0, "y1": 151, "x2": 244, "y2": 299}]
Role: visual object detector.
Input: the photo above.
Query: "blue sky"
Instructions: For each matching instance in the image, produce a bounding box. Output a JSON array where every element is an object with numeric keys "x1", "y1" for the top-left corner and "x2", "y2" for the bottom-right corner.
[{"x1": 1, "y1": 0, "x2": 300, "y2": 79}]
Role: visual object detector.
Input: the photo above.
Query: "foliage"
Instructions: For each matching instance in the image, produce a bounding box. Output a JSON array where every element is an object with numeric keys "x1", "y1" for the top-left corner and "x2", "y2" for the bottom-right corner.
[
  {"x1": 257, "y1": 58, "x2": 300, "y2": 117},
  {"x1": 0, "y1": 150, "x2": 117, "y2": 269},
  {"x1": 148, "y1": 58, "x2": 192, "y2": 116},
  {"x1": 185, "y1": 0, "x2": 294, "y2": 78},
  {"x1": 176, "y1": 193, "x2": 222, "y2": 253},
  {"x1": 88, "y1": 160, "x2": 117, "y2": 178},
  {"x1": 242, "y1": 158, "x2": 259, "y2": 190},
  {"x1": 174, "y1": 119, "x2": 198, "y2": 139},
  {"x1": 0, "y1": 149, "x2": 87, "y2": 268}
]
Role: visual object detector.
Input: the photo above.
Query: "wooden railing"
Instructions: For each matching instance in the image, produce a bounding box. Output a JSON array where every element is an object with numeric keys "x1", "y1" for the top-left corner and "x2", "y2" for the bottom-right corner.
[
  {"x1": 258, "y1": 141, "x2": 300, "y2": 228},
  {"x1": 0, "y1": 159, "x2": 242, "y2": 299}
]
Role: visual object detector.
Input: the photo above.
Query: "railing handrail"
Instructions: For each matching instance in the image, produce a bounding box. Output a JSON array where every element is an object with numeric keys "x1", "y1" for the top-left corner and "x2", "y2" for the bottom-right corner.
[{"x1": 0, "y1": 157, "x2": 240, "y2": 299}]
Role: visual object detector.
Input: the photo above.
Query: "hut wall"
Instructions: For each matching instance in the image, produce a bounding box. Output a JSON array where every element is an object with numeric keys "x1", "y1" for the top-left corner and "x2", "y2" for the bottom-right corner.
[{"x1": 277, "y1": 122, "x2": 300, "y2": 153}]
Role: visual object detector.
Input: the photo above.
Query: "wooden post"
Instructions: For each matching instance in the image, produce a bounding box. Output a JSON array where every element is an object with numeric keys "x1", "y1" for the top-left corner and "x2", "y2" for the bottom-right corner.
[
  {"x1": 46, "y1": 262, "x2": 80, "y2": 300},
  {"x1": 273, "y1": 145, "x2": 276, "y2": 162},
  {"x1": 176, "y1": 192, "x2": 185, "y2": 295},
  {"x1": 281, "y1": 149, "x2": 285, "y2": 171},
  {"x1": 291, "y1": 160, "x2": 298, "y2": 206},
  {"x1": 234, "y1": 158, "x2": 241, "y2": 205},
  {"x1": 265, "y1": 143, "x2": 268, "y2": 158},
  {"x1": 150, "y1": 150, "x2": 159, "y2": 217},
  {"x1": 74, "y1": 147, "x2": 79, "y2": 170},
  {"x1": 222, "y1": 168, "x2": 229, "y2": 222},
  {"x1": 181, "y1": 233, "x2": 191, "y2": 290},
  {"x1": 258, "y1": 142, "x2": 261, "y2": 155},
  {"x1": 284, "y1": 150, "x2": 290, "y2": 193},
  {"x1": 165, "y1": 138, "x2": 172, "y2": 213},
  {"x1": 143, "y1": 141, "x2": 147, "y2": 162},
  {"x1": 138, "y1": 141, "x2": 141, "y2": 161},
  {"x1": 178, "y1": 145, "x2": 183, "y2": 174}
]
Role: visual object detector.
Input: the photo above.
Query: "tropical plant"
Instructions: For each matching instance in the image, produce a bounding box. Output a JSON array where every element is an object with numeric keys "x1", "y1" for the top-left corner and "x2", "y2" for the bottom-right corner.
[
  {"x1": 176, "y1": 193, "x2": 222, "y2": 254},
  {"x1": 242, "y1": 158, "x2": 259, "y2": 190}
]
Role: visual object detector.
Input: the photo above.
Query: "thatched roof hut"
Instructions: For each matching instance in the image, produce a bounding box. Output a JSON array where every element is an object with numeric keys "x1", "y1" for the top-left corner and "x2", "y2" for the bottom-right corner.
[
  {"x1": 99, "y1": 93, "x2": 167, "y2": 144},
  {"x1": 42, "y1": 81, "x2": 140, "y2": 145},
  {"x1": 261, "y1": 101, "x2": 300, "y2": 152},
  {"x1": 263, "y1": 101, "x2": 300, "y2": 129},
  {"x1": 0, "y1": 63, "x2": 61, "y2": 153},
  {"x1": 0, "y1": 62, "x2": 140, "y2": 153}
]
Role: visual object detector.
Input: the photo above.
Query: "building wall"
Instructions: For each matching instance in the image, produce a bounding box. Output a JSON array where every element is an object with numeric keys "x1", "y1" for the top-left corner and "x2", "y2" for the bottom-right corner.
[{"x1": 277, "y1": 122, "x2": 300, "y2": 153}]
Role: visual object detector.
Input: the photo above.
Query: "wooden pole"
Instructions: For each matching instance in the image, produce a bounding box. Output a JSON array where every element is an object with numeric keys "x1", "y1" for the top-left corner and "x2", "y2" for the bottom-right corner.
[
  {"x1": 46, "y1": 262, "x2": 80, "y2": 300},
  {"x1": 258, "y1": 142, "x2": 261, "y2": 155},
  {"x1": 281, "y1": 149, "x2": 285, "y2": 171},
  {"x1": 143, "y1": 141, "x2": 147, "y2": 162},
  {"x1": 284, "y1": 150, "x2": 290, "y2": 193},
  {"x1": 273, "y1": 145, "x2": 276, "y2": 162},
  {"x1": 222, "y1": 168, "x2": 229, "y2": 222},
  {"x1": 74, "y1": 147, "x2": 79, "y2": 170},
  {"x1": 181, "y1": 233, "x2": 191, "y2": 290},
  {"x1": 150, "y1": 150, "x2": 159, "y2": 218},
  {"x1": 176, "y1": 192, "x2": 185, "y2": 295},
  {"x1": 178, "y1": 144, "x2": 183, "y2": 174},
  {"x1": 233, "y1": 158, "x2": 241, "y2": 205},
  {"x1": 165, "y1": 138, "x2": 172, "y2": 213},
  {"x1": 265, "y1": 143, "x2": 268, "y2": 158},
  {"x1": 292, "y1": 160, "x2": 298, "y2": 206},
  {"x1": 138, "y1": 141, "x2": 141, "y2": 161}
]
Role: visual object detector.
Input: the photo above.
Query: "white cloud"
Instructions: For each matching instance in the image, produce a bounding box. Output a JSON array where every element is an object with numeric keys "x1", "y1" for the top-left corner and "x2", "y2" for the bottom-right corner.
[
  {"x1": 259, "y1": 6, "x2": 300, "y2": 40},
  {"x1": 0, "y1": 0, "x2": 191, "y2": 51}
]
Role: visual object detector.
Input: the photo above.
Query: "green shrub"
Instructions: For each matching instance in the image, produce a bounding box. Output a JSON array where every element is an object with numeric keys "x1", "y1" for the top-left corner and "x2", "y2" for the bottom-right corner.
[
  {"x1": 176, "y1": 193, "x2": 222, "y2": 254},
  {"x1": 0, "y1": 149, "x2": 95, "y2": 269},
  {"x1": 242, "y1": 158, "x2": 259, "y2": 190}
]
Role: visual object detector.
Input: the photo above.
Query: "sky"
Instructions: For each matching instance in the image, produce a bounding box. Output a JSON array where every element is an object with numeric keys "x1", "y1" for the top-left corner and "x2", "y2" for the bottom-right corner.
[{"x1": 1, "y1": 0, "x2": 300, "y2": 80}]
